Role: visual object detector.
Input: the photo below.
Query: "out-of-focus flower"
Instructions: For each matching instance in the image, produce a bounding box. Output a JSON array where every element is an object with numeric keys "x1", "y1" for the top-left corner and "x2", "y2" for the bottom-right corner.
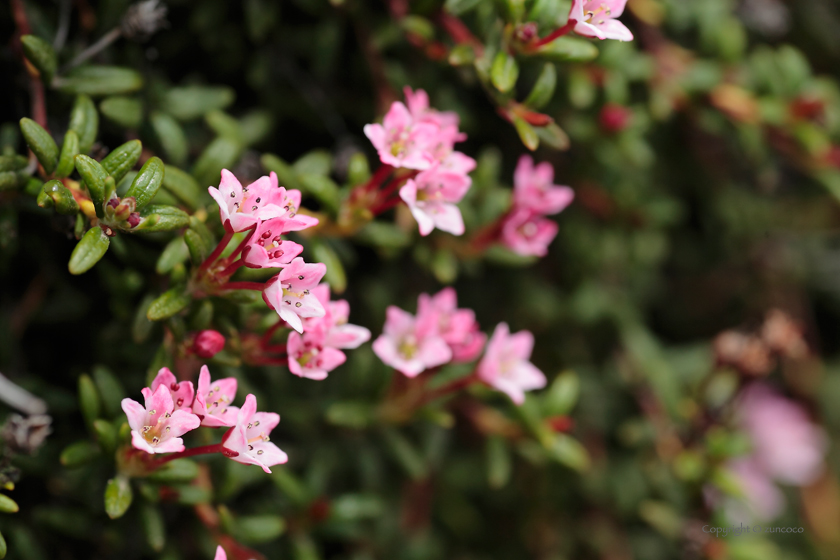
[
  {"x1": 599, "y1": 103, "x2": 633, "y2": 133},
  {"x1": 192, "y1": 365, "x2": 238, "y2": 427},
  {"x1": 570, "y1": 0, "x2": 633, "y2": 41},
  {"x1": 477, "y1": 323, "x2": 546, "y2": 404},
  {"x1": 0, "y1": 414, "x2": 51, "y2": 455},
  {"x1": 364, "y1": 102, "x2": 439, "y2": 170},
  {"x1": 713, "y1": 331, "x2": 773, "y2": 376},
  {"x1": 193, "y1": 330, "x2": 226, "y2": 359},
  {"x1": 262, "y1": 258, "x2": 327, "y2": 333},
  {"x1": 121, "y1": 384, "x2": 200, "y2": 454},
  {"x1": 150, "y1": 367, "x2": 194, "y2": 409},
  {"x1": 501, "y1": 209, "x2": 559, "y2": 257},
  {"x1": 214, "y1": 545, "x2": 227, "y2": 560},
  {"x1": 208, "y1": 170, "x2": 290, "y2": 233},
  {"x1": 221, "y1": 394, "x2": 288, "y2": 473},
  {"x1": 417, "y1": 288, "x2": 486, "y2": 363},
  {"x1": 761, "y1": 309, "x2": 808, "y2": 359},
  {"x1": 512, "y1": 156, "x2": 575, "y2": 214},
  {"x1": 399, "y1": 168, "x2": 470, "y2": 236},
  {"x1": 373, "y1": 306, "x2": 452, "y2": 377},
  {"x1": 288, "y1": 329, "x2": 347, "y2": 380}
]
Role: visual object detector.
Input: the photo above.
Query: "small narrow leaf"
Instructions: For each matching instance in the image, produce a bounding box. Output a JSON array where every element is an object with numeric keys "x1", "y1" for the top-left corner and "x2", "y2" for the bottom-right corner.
[
  {"x1": 99, "y1": 97, "x2": 143, "y2": 128},
  {"x1": 39, "y1": 180, "x2": 79, "y2": 215},
  {"x1": 126, "y1": 156, "x2": 164, "y2": 209},
  {"x1": 184, "y1": 229, "x2": 207, "y2": 266},
  {"x1": 19, "y1": 118, "x2": 58, "y2": 175},
  {"x1": 310, "y1": 241, "x2": 346, "y2": 293},
  {"x1": 147, "y1": 288, "x2": 191, "y2": 321},
  {"x1": 21, "y1": 35, "x2": 57, "y2": 83},
  {"x1": 133, "y1": 204, "x2": 190, "y2": 233},
  {"x1": 192, "y1": 136, "x2": 242, "y2": 189},
  {"x1": 69, "y1": 95, "x2": 99, "y2": 154},
  {"x1": 491, "y1": 51, "x2": 520, "y2": 93},
  {"x1": 74, "y1": 155, "x2": 108, "y2": 216},
  {"x1": 156, "y1": 237, "x2": 190, "y2": 274},
  {"x1": 60, "y1": 440, "x2": 101, "y2": 468},
  {"x1": 78, "y1": 374, "x2": 101, "y2": 429},
  {"x1": 524, "y1": 63, "x2": 557, "y2": 109},
  {"x1": 140, "y1": 503, "x2": 166, "y2": 552},
  {"x1": 69, "y1": 227, "x2": 110, "y2": 274},
  {"x1": 104, "y1": 476, "x2": 133, "y2": 519},
  {"x1": 161, "y1": 165, "x2": 200, "y2": 209},
  {"x1": 55, "y1": 130, "x2": 80, "y2": 178},
  {"x1": 101, "y1": 140, "x2": 142, "y2": 184},
  {"x1": 512, "y1": 116, "x2": 539, "y2": 151},
  {"x1": 0, "y1": 495, "x2": 19, "y2": 514},
  {"x1": 146, "y1": 459, "x2": 200, "y2": 483},
  {"x1": 528, "y1": 36, "x2": 598, "y2": 62},
  {"x1": 57, "y1": 66, "x2": 143, "y2": 96}
]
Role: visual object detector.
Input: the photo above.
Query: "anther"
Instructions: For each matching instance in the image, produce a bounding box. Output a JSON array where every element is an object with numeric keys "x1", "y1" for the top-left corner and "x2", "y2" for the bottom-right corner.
[
  {"x1": 257, "y1": 450, "x2": 264, "y2": 455},
  {"x1": 230, "y1": 192, "x2": 235, "y2": 198},
  {"x1": 262, "y1": 231, "x2": 272, "y2": 239},
  {"x1": 252, "y1": 205, "x2": 258, "y2": 211},
  {"x1": 165, "y1": 426, "x2": 171, "y2": 432},
  {"x1": 254, "y1": 421, "x2": 260, "y2": 427},
  {"x1": 285, "y1": 300, "x2": 291, "y2": 304},
  {"x1": 142, "y1": 426, "x2": 151, "y2": 433},
  {"x1": 298, "y1": 275, "x2": 304, "y2": 280},
  {"x1": 255, "y1": 197, "x2": 261, "y2": 203},
  {"x1": 149, "y1": 409, "x2": 156, "y2": 415},
  {"x1": 295, "y1": 302, "x2": 302, "y2": 308},
  {"x1": 248, "y1": 444, "x2": 254, "y2": 450},
  {"x1": 164, "y1": 412, "x2": 171, "y2": 418},
  {"x1": 152, "y1": 436, "x2": 160, "y2": 445},
  {"x1": 247, "y1": 423, "x2": 253, "y2": 429}
]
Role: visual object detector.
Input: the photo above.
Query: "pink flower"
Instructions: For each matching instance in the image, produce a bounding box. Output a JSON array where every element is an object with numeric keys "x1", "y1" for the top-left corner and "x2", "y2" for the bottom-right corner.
[
  {"x1": 404, "y1": 87, "x2": 462, "y2": 132},
  {"x1": 192, "y1": 365, "x2": 239, "y2": 427},
  {"x1": 262, "y1": 258, "x2": 327, "y2": 333},
  {"x1": 214, "y1": 546, "x2": 226, "y2": 560},
  {"x1": 150, "y1": 367, "x2": 194, "y2": 409},
  {"x1": 208, "y1": 170, "x2": 293, "y2": 233},
  {"x1": 241, "y1": 217, "x2": 306, "y2": 269},
  {"x1": 372, "y1": 306, "x2": 452, "y2": 377},
  {"x1": 569, "y1": 0, "x2": 633, "y2": 41},
  {"x1": 477, "y1": 323, "x2": 546, "y2": 405},
  {"x1": 221, "y1": 394, "x2": 288, "y2": 473},
  {"x1": 737, "y1": 384, "x2": 827, "y2": 485},
  {"x1": 399, "y1": 168, "x2": 471, "y2": 236},
  {"x1": 288, "y1": 329, "x2": 348, "y2": 380},
  {"x1": 304, "y1": 285, "x2": 372, "y2": 350},
  {"x1": 512, "y1": 156, "x2": 574, "y2": 215},
  {"x1": 500, "y1": 209, "x2": 559, "y2": 257},
  {"x1": 364, "y1": 102, "x2": 439, "y2": 170},
  {"x1": 724, "y1": 459, "x2": 786, "y2": 521},
  {"x1": 121, "y1": 384, "x2": 201, "y2": 454},
  {"x1": 193, "y1": 330, "x2": 226, "y2": 358},
  {"x1": 417, "y1": 288, "x2": 486, "y2": 363}
]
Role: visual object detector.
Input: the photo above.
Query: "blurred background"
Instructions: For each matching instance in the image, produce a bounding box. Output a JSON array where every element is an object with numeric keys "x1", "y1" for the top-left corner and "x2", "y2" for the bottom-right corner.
[{"x1": 2, "y1": 0, "x2": 840, "y2": 558}]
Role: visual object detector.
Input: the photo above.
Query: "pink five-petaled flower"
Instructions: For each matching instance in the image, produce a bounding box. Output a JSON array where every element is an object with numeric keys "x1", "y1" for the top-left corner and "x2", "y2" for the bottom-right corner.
[
  {"x1": 287, "y1": 329, "x2": 347, "y2": 381},
  {"x1": 501, "y1": 209, "x2": 559, "y2": 257},
  {"x1": 192, "y1": 365, "x2": 239, "y2": 427},
  {"x1": 221, "y1": 394, "x2": 288, "y2": 473},
  {"x1": 193, "y1": 330, "x2": 226, "y2": 358},
  {"x1": 513, "y1": 156, "x2": 575, "y2": 215},
  {"x1": 372, "y1": 305, "x2": 452, "y2": 377},
  {"x1": 262, "y1": 257, "x2": 327, "y2": 333},
  {"x1": 307, "y1": 285, "x2": 372, "y2": 349},
  {"x1": 399, "y1": 168, "x2": 471, "y2": 236},
  {"x1": 241, "y1": 217, "x2": 308, "y2": 269},
  {"x1": 364, "y1": 100, "x2": 439, "y2": 170},
  {"x1": 214, "y1": 546, "x2": 227, "y2": 560},
  {"x1": 208, "y1": 169, "x2": 289, "y2": 233},
  {"x1": 477, "y1": 322, "x2": 546, "y2": 405},
  {"x1": 121, "y1": 384, "x2": 201, "y2": 454},
  {"x1": 570, "y1": 0, "x2": 633, "y2": 42},
  {"x1": 417, "y1": 288, "x2": 486, "y2": 363},
  {"x1": 150, "y1": 367, "x2": 194, "y2": 409}
]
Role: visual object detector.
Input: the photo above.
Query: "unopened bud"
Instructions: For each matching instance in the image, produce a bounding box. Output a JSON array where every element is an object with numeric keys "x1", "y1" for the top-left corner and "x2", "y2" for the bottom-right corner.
[
  {"x1": 127, "y1": 212, "x2": 141, "y2": 228},
  {"x1": 193, "y1": 330, "x2": 225, "y2": 358},
  {"x1": 599, "y1": 103, "x2": 632, "y2": 133}
]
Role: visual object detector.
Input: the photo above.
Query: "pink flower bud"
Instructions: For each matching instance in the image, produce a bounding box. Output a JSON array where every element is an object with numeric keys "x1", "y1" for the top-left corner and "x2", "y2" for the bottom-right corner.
[
  {"x1": 193, "y1": 330, "x2": 226, "y2": 358},
  {"x1": 599, "y1": 103, "x2": 632, "y2": 133}
]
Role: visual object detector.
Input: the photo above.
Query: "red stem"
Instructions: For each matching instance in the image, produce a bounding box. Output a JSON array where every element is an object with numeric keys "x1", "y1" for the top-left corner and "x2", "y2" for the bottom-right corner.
[
  {"x1": 220, "y1": 259, "x2": 244, "y2": 278},
  {"x1": 220, "y1": 281, "x2": 265, "y2": 292},
  {"x1": 199, "y1": 231, "x2": 234, "y2": 273},
  {"x1": 227, "y1": 230, "x2": 254, "y2": 261},
  {"x1": 261, "y1": 320, "x2": 288, "y2": 346},
  {"x1": 262, "y1": 343, "x2": 287, "y2": 354},
  {"x1": 363, "y1": 164, "x2": 395, "y2": 194},
  {"x1": 11, "y1": 0, "x2": 48, "y2": 129},
  {"x1": 530, "y1": 20, "x2": 576, "y2": 49},
  {"x1": 438, "y1": 12, "x2": 484, "y2": 57},
  {"x1": 155, "y1": 443, "x2": 229, "y2": 465},
  {"x1": 371, "y1": 196, "x2": 403, "y2": 216},
  {"x1": 252, "y1": 357, "x2": 290, "y2": 367},
  {"x1": 419, "y1": 374, "x2": 478, "y2": 406}
]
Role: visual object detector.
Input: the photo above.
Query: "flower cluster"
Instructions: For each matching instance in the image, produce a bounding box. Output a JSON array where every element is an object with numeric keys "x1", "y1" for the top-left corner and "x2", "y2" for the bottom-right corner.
[
  {"x1": 365, "y1": 87, "x2": 476, "y2": 236},
  {"x1": 501, "y1": 155, "x2": 575, "y2": 257},
  {"x1": 287, "y1": 285, "x2": 372, "y2": 380},
  {"x1": 373, "y1": 288, "x2": 546, "y2": 404},
  {"x1": 121, "y1": 366, "x2": 288, "y2": 473},
  {"x1": 708, "y1": 384, "x2": 828, "y2": 521}
]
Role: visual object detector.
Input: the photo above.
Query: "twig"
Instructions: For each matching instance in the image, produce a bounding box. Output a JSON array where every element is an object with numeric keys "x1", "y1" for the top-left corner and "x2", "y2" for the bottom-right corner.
[
  {"x1": 0, "y1": 373, "x2": 48, "y2": 415},
  {"x1": 11, "y1": 0, "x2": 48, "y2": 129},
  {"x1": 61, "y1": 27, "x2": 122, "y2": 72}
]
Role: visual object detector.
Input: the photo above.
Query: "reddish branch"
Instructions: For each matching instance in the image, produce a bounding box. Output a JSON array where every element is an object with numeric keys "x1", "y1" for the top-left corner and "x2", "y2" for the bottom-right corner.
[{"x1": 11, "y1": 0, "x2": 48, "y2": 128}]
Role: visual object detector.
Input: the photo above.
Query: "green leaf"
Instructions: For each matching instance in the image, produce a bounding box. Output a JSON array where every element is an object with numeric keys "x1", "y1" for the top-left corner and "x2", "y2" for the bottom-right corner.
[
  {"x1": 192, "y1": 136, "x2": 242, "y2": 189},
  {"x1": 543, "y1": 371, "x2": 579, "y2": 416},
  {"x1": 146, "y1": 458, "x2": 200, "y2": 484},
  {"x1": 126, "y1": 156, "x2": 164, "y2": 209},
  {"x1": 162, "y1": 86, "x2": 236, "y2": 121},
  {"x1": 69, "y1": 95, "x2": 99, "y2": 154},
  {"x1": 21, "y1": 35, "x2": 57, "y2": 83},
  {"x1": 206, "y1": 110, "x2": 243, "y2": 142},
  {"x1": 78, "y1": 373, "x2": 101, "y2": 429},
  {"x1": 92, "y1": 366, "x2": 126, "y2": 418},
  {"x1": 150, "y1": 112, "x2": 188, "y2": 166},
  {"x1": 55, "y1": 130, "x2": 80, "y2": 179},
  {"x1": 346, "y1": 152, "x2": 371, "y2": 186},
  {"x1": 293, "y1": 150, "x2": 332, "y2": 176},
  {"x1": 68, "y1": 227, "x2": 110, "y2": 274},
  {"x1": 57, "y1": 66, "x2": 143, "y2": 96},
  {"x1": 19, "y1": 118, "x2": 58, "y2": 175},
  {"x1": 132, "y1": 295, "x2": 156, "y2": 344},
  {"x1": 486, "y1": 436, "x2": 511, "y2": 489},
  {"x1": 161, "y1": 165, "x2": 201, "y2": 209},
  {"x1": 448, "y1": 43, "x2": 476, "y2": 66},
  {"x1": 545, "y1": 433, "x2": 590, "y2": 471},
  {"x1": 0, "y1": 172, "x2": 22, "y2": 192},
  {"x1": 431, "y1": 249, "x2": 458, "y2": 283},
  {"x1": 491, "y1": 51, "x2": 519, "y2": 93},
  {"x1": 524, "y1": 63, "x2": 557, "y2": 109},
  {"x1": 0, "y1": 529, "x2": 6, "y2": 559},
  {"x1": 156, "y1": 237, "x2": 189, "y2": 274},
  {"x1": 91, "y1": 419, "x2": 117, "y2": 453},
  {"x1": 235, "y1": 515, "x2": 286, "y2": 544},
  {"x1": 100, "y1": 140, "x2": 142, "y2": 184},
  {"x1": 147, "y1": 288, "x2": 191, "y2": 321},
  {"x1": 0, "y1": 155, "x2": 28, "y2": 172},
  {"x1": 60, "y1": 440, "x2": 101, "y2": 468},
  {"x1": 444, "y1": 0, "x2": 482, "y2": 16},
  {"x1": 534, "y1": 122, "x2": 570, "y2": 150},
  {"x1": 139, "y1": 502, "x2": 165, "y2": 552},
  {"x1": 74, "y1": 155, "x2": 108, "y2": 216},
  {"x1": 310, "y1": 241, "x2": 346, "y2": 293},
  {"x1": 512, "y1": 115, "x2": 539, "y2": 151},
  {"x1": 133, "y1": 204, "x2": 190, "y2": 233},
  {"x1": 104, "y1": 476, "x2": 133, "y2": 519},
  {"x1": 0, "y1": 495, "x2": 19, "y2": 514},
  {"x1": 261, "y1": 153, "x2": 302, "y2": 190},
  {"x1": 325, "y1": 402, "x2": 374, "y2": 429},
  {"x1": 184, "y1": 229, "x2": 207, "y2": 266},
  {"x1": 39, "y1": 180, "x2": 79, "y2": 215},
  {"x1": 527, "y1": 36, "x2": 598, "y2": 62},
  {"x1": 299, "y1": 173, "x2": 341, "y2": 212},
  {"x1": 400, "y1": 15, "x2": 435, "y2": 41},
  {"x1": 99, "y1": 96, "x2": 143, "y2": 128},
  {"x1": 381, "y1": 428, "x2": 428, "y2": 480}
]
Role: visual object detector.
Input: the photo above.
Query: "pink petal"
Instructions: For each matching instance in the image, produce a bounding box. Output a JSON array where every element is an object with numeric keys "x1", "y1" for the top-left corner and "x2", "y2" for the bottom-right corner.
[{"x1": 121, "y1": 398, "x2": 147, "y2": 432}]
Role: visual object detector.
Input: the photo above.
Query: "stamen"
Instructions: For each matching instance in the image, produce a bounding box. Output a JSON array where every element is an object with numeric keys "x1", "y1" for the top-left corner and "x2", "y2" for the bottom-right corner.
[
  {"x1": 295, "y1": 302, "x2": 302, "y2": 308},
  {"x1": 142, "y1": 426, "x2": 151, "y2": 433},
  {"x1": 148, "y1": 409, "x2": 156, "y2": 415},
  {"x1": 254, "y1": 421, "x2": 260, "y2": 427},
  {"x1": 248, "y1": 444, "x2": 254, "y2": 450},
  {"x1": 230, "y1": 192, "x2": 235, "y2": 198},
  {"x1": 176, "y1": 398, "x2": 184, "y2": 407},
  {"x1": 255, "y1": 197, "x2": 261, "y2": 203},
  {"x1": 152, "y1": 436, "x2": 160, "y2": 445},
  {"x1": 262, "y1": 231, "x2": 272, "y2": 239},
  {"x1": 247, "y1": 423, "x2": 253, "y2": 429},
  {"x1": 298, "y1": 275, "x2": 304, "y2": 280},
  {"x1": 257, "y1": 450, "x2": 264, "y2": 455},
  {"x1": 252, "y1": 205, "x2": 258, "y2": 211}
]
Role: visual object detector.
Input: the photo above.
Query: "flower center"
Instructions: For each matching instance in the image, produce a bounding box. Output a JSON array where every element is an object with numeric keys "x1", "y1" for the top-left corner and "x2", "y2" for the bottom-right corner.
[{"x1": 584, "y1": 3, "x2": 611, "y2": 23}]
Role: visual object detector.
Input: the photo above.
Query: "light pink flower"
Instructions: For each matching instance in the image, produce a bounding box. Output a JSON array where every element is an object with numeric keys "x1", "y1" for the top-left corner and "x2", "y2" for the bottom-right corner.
[
  {"x1": 477, "y1": 323, "x2": 546, "y2": 405},
  {"x1": 570, "y1": 0, "x2": 633, "y2": 41},
  {"x1": 150, "y1": 367, "x2": 194, "y2": 410},
  {"x1": 121, "y1": 384, "x2": 201, "y2": 454},
  {"x1": 737, "y1": 384, "x2": 827, "y2": 485},
  {"x1": 513, "y1": 156, "x2": 574, "y2": 215},
  {"x1": 363, "y1": 102, "x2": 439, "y2": 170},
  {"x1": 192, "y1": 365, "x2": 239, "y2": 428},
  {"x1": 241, "y1": 217, "x2": 306, "y2": 269},
  {"x1": 303, "y1": 285, "x2": 372, "y2": 350},
  {"x1": 417, "y1": 288, "x2": 486, "y2": 363},
  {"x1": 724, "y1": 458, "x2": 786, "y2": 521},
  {"x1": 221, "y1": 394, "x2": 288, "y2": 473},
  {"x1": 399, "y1": 168, "x2": 471, "y2": 236},
  {"x1": 372, "y1": 305, "x2": 452, "y2": 377},
  {"x1": 287, "y1": 329, "x2": 348, "y2": 380},
  {"x1": 404, "y1": 87, "x2": 462, "y2": 131},
  {"x1": 208, "y1": 170, "x2": 292, "y2": 233},
  {"x1": 262, "y1": 258, "x2": 327, "y2": 333},
  {"x1": 193, "y1": 330, "x2": 225, "y2": 358},
  {"x1": 501, "y1": 209, "x2": 559, "y2": 257},
  {"x1": 214, "y1": 546, "x2": 227, "y2": 560}
]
